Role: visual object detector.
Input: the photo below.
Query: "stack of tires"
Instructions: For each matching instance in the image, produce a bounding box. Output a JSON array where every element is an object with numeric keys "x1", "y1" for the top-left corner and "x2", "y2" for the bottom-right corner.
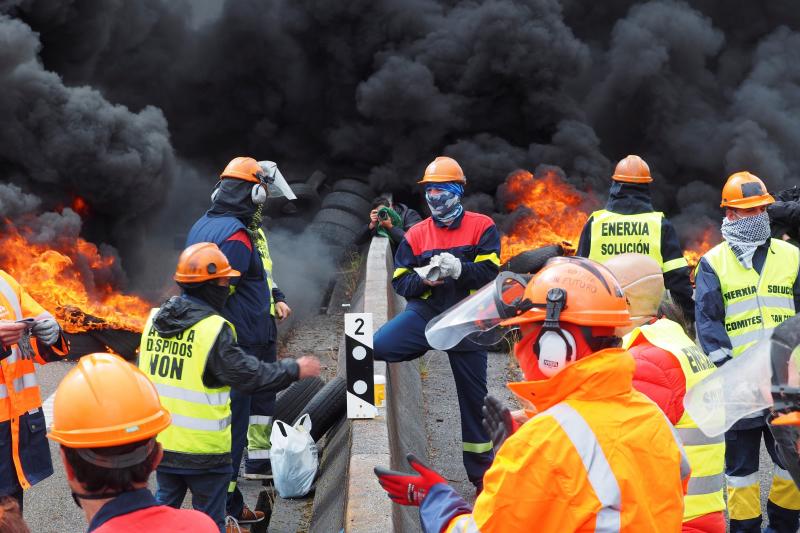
[
  {"x1": 305, "y1": 179, "x2": 375, "y2": 259},
  {"x1": 274, "y1": 376, "x2": 347, "y2": 443}
]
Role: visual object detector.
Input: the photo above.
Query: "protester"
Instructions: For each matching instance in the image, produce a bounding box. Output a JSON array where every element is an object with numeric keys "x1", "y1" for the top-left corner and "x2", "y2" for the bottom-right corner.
[
  {"x1": 376, "y1": 257, "x2": 689, "y2": 532},
  {"x1": 606, "y1": 253, "x2": 725, "y2": 533},
  {"x1": 186, "y1": 157, "x2": 297, "y2": 523},
  {"x1": 47, "y1": 353, "x2": 218, "y2": 533},
  {"x1": 374, "y1": 156, "x2": 501, "y2": 493},
  {"x1": 695, "y1": 171, "x2": 800, "y2": 532},
  {"x1": 577, "y1": 154, "x2": 695, "y2": 323},
  {"x1": 138, "y1": 242, "x2": 320, "y2": 532},
  {"x1": 0, "y1": 270, "x2": 69, "y2": 513}
]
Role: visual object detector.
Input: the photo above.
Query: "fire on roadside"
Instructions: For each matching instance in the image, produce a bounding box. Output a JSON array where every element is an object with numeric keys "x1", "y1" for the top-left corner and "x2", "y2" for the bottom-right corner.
[
  {"x1": 0, "y1": 218, "x2": 153, "y2": 333},
  {"x1": 499, "y1": 169, "x2": 599, "y2": 263},
  {"x1": 499, "y1": 169, "x2": 718, "y2": 269}
]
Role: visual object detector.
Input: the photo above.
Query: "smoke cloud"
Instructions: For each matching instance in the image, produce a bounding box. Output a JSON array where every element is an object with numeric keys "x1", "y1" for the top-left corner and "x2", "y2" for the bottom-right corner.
[{"x1": 1, "y1": 0, "x2": 800, "y2": 303}]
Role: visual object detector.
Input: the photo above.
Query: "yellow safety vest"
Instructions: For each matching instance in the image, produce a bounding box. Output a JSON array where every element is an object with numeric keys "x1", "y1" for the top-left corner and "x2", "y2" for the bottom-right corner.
[
  {"x1": 588, "y1": 210, "x2": 688, "y2": 273},
  {"x1": 138, "y1": 309, "x2": 233, "y2": 455},
  {"x1": 256, "y1": 228, "x2": 276, "y2": 316},
  {"x1": 623, "y1": 318, "x2": 725, "y2": 522},
  {"x1": 704, "y1": 239, "x2": 798, "y2": 357}
]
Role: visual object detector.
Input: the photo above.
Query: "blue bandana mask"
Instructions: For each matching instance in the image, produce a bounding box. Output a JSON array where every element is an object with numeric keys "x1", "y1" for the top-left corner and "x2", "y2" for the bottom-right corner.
[{"x1": 425, "y1": 184, "x2": 464, "y2": 224}]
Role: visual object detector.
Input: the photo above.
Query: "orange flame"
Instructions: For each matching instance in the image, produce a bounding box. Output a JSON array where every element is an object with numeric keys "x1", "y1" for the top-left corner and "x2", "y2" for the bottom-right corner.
[
  {"x1": 71, "y1": 196, "x2": 90, "y2": 217},
  {"x1": 499, "y1": 169, "x2": 599, "y2": 262},
  {"x1": 499, "y1": 169, "x2": 719, "y2": 270},
  {"x1": 682, "y1": 227, "x2": 716, "y2": 273},
  {"x1": 0, "y1": 221, "x2": 153, "y2": 333}
]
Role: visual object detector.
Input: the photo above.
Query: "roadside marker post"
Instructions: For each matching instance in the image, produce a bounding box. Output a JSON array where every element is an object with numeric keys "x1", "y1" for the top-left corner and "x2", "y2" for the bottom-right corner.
[{"x1": 345, "y1": 313, "x2": 377, "y2": 419}]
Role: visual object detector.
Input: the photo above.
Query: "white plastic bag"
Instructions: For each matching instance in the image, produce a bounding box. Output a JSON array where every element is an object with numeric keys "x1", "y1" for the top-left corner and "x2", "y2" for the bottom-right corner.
[{"x1": 270, "y1": 414, "x2": 319, "y2": 498}]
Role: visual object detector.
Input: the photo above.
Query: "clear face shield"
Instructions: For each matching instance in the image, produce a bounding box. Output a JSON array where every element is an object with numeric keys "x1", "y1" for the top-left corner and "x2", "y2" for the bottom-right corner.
[
  {"x1": 425, "y1": 272, "x2": 531, "y2": 350},
  {"x1": 257, "y1": 160, "x2": 297, "y2": 200},
  {"x1": 684, "y1": 315, "x2": 800, "y2": 488}
]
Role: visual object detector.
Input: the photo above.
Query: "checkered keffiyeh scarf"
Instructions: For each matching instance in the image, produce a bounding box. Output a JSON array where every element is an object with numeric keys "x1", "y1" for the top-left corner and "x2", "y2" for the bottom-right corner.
[{"x1": 721, "y1": 212, "x2": 771, "y2": 269}]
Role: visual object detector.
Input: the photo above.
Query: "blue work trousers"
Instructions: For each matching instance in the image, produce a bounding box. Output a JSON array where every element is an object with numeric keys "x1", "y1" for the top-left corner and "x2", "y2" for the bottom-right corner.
[
  {"x1": 156, "y1": 470, "x2": 230, "y2": 533},
  {"x1": 373, "y1": 308, "x2": 493, "y2": 486},
  {"x1": 726, "y1": 425, "x2": 800, "y2": 533}
]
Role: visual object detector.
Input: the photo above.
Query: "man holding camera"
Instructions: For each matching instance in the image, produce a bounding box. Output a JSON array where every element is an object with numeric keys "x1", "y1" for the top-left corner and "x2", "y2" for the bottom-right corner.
[{"x1": 355, "y1": 196, "x2": 422, "y2": 255}]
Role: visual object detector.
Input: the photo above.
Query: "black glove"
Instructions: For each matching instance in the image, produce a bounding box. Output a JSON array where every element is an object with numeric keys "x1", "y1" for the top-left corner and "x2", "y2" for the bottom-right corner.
[{"x1": 481, "y1": 395, "x2": 518, "y2": 453}]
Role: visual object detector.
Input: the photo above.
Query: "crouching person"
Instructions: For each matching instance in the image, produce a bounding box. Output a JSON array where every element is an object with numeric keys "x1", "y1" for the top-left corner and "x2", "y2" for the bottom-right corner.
[
  {"x1": 138, "y1": 242, "x2": 320, "y2": 532},
  {"x1": 47, "y1": 352, "x2": 218, "y2": 532}
]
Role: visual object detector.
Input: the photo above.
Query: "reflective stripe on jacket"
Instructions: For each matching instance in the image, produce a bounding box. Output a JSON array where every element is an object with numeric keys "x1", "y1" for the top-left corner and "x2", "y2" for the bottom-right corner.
[
  {"x1": 256, "y1": 228, "x2": 276, "y2": 316},
  {"x1": 703, "y1": 239, "x2": 798, "y2": 357},
  {"x1": 624, "y1": 318, "x2": 725, "y2": 522},
  {"x1": 138, "y1": 309, "x2": 233, "y2": 457},
  {"x1": 587, "y1": 210, "x2": 687, "y2": 273},
  {"x1": 0, "y1": 270, "x2": 67, "y2": 490},
  {"x1": 422, "y1": 348, "x2": 688, "y2": 533}
]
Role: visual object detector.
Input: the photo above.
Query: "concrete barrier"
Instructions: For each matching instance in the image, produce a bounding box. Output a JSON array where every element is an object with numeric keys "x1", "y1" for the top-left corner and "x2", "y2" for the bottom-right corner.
[
  {"x1": 343, "y1": 236, "x2": 428, "y2": 533},
  {"x1": 343, "y1": 236, "x2": 392, "y2": 532}
]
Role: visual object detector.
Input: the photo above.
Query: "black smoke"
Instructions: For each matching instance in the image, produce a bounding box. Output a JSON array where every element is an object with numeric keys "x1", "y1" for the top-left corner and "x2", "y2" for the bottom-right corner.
[{"x1": 1, "y1": 0, "x2": 799, "y2": 297}]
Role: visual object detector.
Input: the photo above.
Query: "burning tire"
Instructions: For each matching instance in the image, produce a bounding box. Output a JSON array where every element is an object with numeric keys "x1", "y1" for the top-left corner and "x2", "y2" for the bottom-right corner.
[
  {"x1": 292, "y1": 376, "x2": 346, "y2": 442},
  {"x1": 500, "y1": 244, "x2": 564, "y2": 274},
  {"x1": 331, "y1": 179, "x2": 374, "y2": 201},
  {"x1": 321, "y1": 191, "x2": 371, "y2": 218},
  {"x1": 274, "y1": 376, "x2": 325, "y2": 425}
]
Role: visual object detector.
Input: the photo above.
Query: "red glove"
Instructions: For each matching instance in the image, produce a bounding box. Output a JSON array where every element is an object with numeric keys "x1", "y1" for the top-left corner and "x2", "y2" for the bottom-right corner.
[{"x1": 373, "y1": 453, "x2": 446, "y2": 506}]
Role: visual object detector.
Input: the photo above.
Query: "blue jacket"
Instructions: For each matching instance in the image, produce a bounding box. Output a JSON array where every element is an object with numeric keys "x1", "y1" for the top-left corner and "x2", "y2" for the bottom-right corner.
[
  {"x1": 186, "y1": 214, "x2": 278, "y2": 347},
  {"x1": 392, "y1": 211, "x2": 500, "y2": 320},
  {"x1": 577, "y1": 182, "x2": 695, "y2": 321}
]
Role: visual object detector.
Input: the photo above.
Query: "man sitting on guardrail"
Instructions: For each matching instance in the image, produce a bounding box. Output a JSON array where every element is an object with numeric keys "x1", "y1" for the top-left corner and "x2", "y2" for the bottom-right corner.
[{"x1": 373, "y1": 156, "x2": 501, "y2": 494}]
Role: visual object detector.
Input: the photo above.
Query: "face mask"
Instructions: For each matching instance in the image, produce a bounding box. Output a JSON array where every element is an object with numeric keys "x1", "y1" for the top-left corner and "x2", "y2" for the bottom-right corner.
[
  {"x1": 721, "y1": 211, "x2": 771, "y2": 269},
  {"x1": 425, "y1": 187, "x2": 463, "y2": 224},
  {"x1": 185, "y1": 282, "x2": 230, "y2": 311}
]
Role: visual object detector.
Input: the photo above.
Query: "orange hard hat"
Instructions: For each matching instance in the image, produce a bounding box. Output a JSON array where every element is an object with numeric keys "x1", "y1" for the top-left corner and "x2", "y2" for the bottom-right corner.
[
  {"x1": 220, "y1": 156, "x2": 264, "y2": 184},
  {"x1": 47, "y1": 353, "x2": 171, "y2": 448},
  {"x1": 501, "y1": 257, "x2": 631, "y2": 328},
  {"x1": 720, "y1": 171, "x2": 775, "y2": 209},
  {"x1": 174, "y1": 242, "x2": 240, "y2": 284},
  {"x1": 418, "y1": 156, "x2": 467, "y2": 184},
  {"x1": 612, "y1": 155, "x2": 652, "y2": 184}
]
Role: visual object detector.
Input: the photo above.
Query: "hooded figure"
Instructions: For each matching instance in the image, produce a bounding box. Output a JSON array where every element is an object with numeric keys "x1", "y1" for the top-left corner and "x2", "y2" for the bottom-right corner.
[
  {"x1": 576, "y1": 155, "x2": 695, "y2": 324},
  {"x1": 185, "y1": 157, "x2": 292, "y2": 527}
]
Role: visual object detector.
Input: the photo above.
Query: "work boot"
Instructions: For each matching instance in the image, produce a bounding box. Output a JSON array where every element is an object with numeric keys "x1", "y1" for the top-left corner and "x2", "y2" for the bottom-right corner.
[
  {"x1": 225, "y1": 516, "x2": 250, "y2": 533},
  {"x1": 243, "y1": 458, "x2": 273, "y2": 480},
  {"x1": 237, "y1": 504, "x2": 265, "y2": 524}
]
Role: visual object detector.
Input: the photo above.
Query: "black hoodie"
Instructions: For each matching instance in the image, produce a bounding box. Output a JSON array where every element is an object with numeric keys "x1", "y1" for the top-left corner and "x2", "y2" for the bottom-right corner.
[
  {"x1": 146, "y1": 295, "x2": 299, "y2": 469},
  {"x1": 576, "y1": 182, "x2": 696, "y2": 322}
]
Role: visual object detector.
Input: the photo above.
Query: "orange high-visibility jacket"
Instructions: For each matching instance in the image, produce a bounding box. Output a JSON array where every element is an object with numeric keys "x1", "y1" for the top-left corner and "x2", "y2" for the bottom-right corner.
[
  {"x1": 0, "y1": 270, "x2": 68, "y2": 489},
  {"x1": 435, "y1": 349, "x2": 689, "y2": 533}
]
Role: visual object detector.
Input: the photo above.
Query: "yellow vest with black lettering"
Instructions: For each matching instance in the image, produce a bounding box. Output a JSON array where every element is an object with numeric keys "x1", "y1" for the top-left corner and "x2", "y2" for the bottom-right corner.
[
  {"x1": 588, "y1": 210, "x2": 688, "y2": 274},
  {"x1": 623, "y1": 318, "x2": 725, "y2": 521},
  {"x1": 138, "y1": 309, "x2": 233, "y2": 455},
  {"x1": 704, "y1": 239, "x2": 798, "y2": 357},
  {"x1": 256, "y1": 228, "x2": 276, "y2": 316}
]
